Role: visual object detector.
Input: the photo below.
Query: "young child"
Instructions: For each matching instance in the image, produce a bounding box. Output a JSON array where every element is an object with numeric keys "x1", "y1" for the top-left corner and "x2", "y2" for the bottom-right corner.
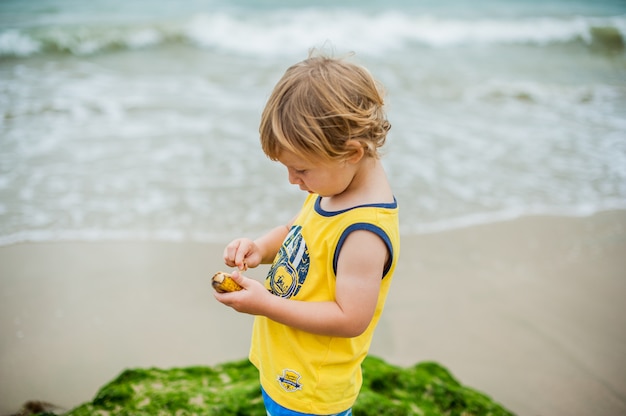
[{"x1": 215, "y1": 52, "x2": 400, "y2": 416}]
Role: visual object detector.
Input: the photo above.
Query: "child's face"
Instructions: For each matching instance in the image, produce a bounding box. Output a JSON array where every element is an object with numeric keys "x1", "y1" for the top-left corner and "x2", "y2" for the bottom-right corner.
[{"x1": 277, "y1": 150, "x2": 357, "y2": 198}]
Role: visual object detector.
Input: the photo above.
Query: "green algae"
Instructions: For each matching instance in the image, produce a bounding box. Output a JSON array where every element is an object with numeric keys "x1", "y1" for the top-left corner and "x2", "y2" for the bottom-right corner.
[
  {"x1": 357, "y1": 357, "x2": 514, "y2": 415},
  {"x1": 69, "y1": 360, "x2": 263, "y2": 416},
  {"x1": 46, "y1": 357, "x2": 514, "y2": 416}
]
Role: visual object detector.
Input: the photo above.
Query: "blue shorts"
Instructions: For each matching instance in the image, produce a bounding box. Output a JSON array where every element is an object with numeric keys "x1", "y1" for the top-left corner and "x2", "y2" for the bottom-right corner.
[{"x1": 261, "y1": 388, "x2": 352, "y2": 416}]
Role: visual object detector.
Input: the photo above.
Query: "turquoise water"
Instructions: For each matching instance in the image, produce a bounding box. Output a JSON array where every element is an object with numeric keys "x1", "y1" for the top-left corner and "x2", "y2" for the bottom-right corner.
[{"x1": 1, "y1": 0, "x2": 625, "y2": 244}]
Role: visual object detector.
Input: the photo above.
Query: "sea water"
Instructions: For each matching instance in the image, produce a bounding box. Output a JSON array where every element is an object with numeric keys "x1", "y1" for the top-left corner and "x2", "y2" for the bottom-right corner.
[{"x1": 1, "y1": 0, "x2": 625, "y2": 245}]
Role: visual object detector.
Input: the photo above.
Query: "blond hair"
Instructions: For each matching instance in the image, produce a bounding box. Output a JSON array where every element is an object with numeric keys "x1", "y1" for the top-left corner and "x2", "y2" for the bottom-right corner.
[{"x1": 260, "y1": 53, "x2": 390, "y2": 162}]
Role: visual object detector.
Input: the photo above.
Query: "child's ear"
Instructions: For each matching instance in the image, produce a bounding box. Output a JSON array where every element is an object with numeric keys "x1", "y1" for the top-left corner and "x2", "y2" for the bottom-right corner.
[{"x1": 345, "y1": 140, "x2": 365, "y2": 164}]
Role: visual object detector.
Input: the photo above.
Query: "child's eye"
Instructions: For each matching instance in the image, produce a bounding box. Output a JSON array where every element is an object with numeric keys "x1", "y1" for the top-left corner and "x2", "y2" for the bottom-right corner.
[{"x1": 295, "y1": 169, "x2": 307, "y2": 174}]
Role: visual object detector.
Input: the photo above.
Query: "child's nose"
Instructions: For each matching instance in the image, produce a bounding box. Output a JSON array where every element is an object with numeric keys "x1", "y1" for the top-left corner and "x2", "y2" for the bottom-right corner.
[{"x1": 288, "y1": 170, "x2": 301, "y2": 185}]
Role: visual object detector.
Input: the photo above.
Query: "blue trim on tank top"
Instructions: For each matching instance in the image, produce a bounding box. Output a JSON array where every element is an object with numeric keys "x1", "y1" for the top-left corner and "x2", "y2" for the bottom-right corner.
[
  {"x1": 314, "y1": 195, "x2": 397, "y2": 217},
  {"x1": 332, "y1": 223, "x2": 394, "y2": 279}
]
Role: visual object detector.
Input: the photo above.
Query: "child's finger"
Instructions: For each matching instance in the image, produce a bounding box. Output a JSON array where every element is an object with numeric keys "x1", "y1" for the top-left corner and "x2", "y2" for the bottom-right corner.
[
  {"x1": 223, "y1": 240, "x2": 242, "y2": 265},
  {"x1": 234, "y1": 243, "x2": 250, "y2": 270},
  {"x1": 230, "y1": 269, "x2": 244, "y2": 284}
]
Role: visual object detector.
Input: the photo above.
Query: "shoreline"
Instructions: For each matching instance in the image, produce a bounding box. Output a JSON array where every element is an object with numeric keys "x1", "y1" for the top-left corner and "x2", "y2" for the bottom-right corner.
[
  {"x1": 1, "y1": 210, "x2": 625, "y2": 415},
  {"x1": 3, "y1": 204, "x2": 626, "y2": 249}
]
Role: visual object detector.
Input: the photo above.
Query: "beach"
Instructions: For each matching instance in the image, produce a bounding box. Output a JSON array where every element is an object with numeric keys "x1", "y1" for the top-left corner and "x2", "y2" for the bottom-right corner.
[
  {"x1": 1, "y1": 1, "x2": 625, "y2": 414},
  {"x1": 1, "y1": 210, "x2": 624, "y2": 416}
]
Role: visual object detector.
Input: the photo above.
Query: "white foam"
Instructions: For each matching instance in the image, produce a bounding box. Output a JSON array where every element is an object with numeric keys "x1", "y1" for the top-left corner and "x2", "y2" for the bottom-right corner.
[
  {"x1": 2, "y1": 12, "x2": 625, "y2": 57},
  {"x1": 125, "y1": 28, "x2": 163, "y2": 48},
  {"x1": 0, "y1": 228, "x2": 231, "y2": 247},
  {"x1": 183, "y1": 11, "x2": 626, "y2": 54},
  {"x1": 0, "y1": 30, "x2": 40, "y2": 56}
]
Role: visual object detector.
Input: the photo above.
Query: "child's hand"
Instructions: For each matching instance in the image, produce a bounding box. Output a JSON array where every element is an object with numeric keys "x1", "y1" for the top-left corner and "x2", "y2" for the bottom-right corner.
[
  {"x1": 223, "y1": 238, "x2": 262, "y2": 271},
  {"x1": 213, "y1": 270, "x2": 271, "y2": 315}
]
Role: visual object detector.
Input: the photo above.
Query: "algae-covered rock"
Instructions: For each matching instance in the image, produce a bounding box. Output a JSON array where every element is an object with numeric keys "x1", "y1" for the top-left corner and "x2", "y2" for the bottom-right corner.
[
  {"x1": 37, "y1": 356, "x2": 514, "y2": 416},
  {"x1": 357, "y1": 356, "x2": 514, "y2": 415},
  {"x1": 67, "y1": 359, "x2": 264, "y2": 416}
]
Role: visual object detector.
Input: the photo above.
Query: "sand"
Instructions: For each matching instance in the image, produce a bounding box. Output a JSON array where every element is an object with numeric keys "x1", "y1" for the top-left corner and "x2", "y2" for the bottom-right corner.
[{"x1": 1, "y1": 210, "x2": 625, "y2": 416}]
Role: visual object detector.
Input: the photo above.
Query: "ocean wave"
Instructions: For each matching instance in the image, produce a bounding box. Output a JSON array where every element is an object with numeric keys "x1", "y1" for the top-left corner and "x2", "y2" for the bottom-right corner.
[
  {"x1": 1, "y1": 202, "x2": 625, "y2": 247},
  {"x1": 1, "y1": 12, "x2": 624, "y2": 57}
]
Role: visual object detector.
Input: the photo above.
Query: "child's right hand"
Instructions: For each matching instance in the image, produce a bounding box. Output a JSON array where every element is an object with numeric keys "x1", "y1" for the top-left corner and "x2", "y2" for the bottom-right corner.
[
  {"x1": 213, "y1": 270, "x2": 272, "y2": 316},
  {"x1": 223, "y1": 238, "x2": 262, "y2": 271}
]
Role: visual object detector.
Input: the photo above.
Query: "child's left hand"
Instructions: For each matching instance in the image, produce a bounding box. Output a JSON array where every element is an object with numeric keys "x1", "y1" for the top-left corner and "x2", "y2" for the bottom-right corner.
[{"x1": 213, "y1": 270, "x2": 271, "y2": 315}]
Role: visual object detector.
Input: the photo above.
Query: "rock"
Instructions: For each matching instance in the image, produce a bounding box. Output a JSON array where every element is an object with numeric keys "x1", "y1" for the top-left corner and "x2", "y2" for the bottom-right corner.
[
  {"x1": 356, "y1": 356, "x2": 515, "y2": 415},
  {"x1": 26, "y1": 356, "x2": 515, "y2": 415},
  {"x1": 8, "y1": 401, "x2": 65, "y2": 416}
]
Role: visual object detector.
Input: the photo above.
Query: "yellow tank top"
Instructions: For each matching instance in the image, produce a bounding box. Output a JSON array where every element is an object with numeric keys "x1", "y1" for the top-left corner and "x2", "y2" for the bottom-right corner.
[{"x1": 249, "y1": 193, "x2": 400, "y2": 414}]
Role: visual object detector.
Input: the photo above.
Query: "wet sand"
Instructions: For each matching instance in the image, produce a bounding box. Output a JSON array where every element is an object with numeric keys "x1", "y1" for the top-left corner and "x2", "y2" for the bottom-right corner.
[{"x1": 1, "y1": 210, "x2": 625, "y2": 415}]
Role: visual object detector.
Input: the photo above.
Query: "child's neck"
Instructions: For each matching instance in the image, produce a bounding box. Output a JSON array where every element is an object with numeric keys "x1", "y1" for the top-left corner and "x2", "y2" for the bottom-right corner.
[{"x1": 320, "y1": 158, "x2": 393, "y2": 212}]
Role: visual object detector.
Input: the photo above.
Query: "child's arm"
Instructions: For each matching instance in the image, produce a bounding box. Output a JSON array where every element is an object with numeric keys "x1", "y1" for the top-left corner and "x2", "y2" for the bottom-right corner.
[
  {"x1": 223, "y1": 216, "x2": 296, "y2": 270},
  {"x1": 216, "y1": 229, "x2": 388, "y2": 338}
]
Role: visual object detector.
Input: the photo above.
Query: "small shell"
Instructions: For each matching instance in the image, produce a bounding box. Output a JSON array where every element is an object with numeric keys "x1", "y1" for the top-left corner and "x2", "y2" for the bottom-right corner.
[{"x1": 212, "y1": 271, "x2": 243, "y2": 293}]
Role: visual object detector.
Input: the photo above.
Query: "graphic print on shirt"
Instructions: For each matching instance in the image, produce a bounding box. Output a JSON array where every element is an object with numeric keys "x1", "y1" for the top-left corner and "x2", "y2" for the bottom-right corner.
[
  {"x1": 277, "y1": 368, "x2": 303, "y2": 392},
  {"x1": 267, "y1": 225, "x2": 309, "y2": 298}
]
